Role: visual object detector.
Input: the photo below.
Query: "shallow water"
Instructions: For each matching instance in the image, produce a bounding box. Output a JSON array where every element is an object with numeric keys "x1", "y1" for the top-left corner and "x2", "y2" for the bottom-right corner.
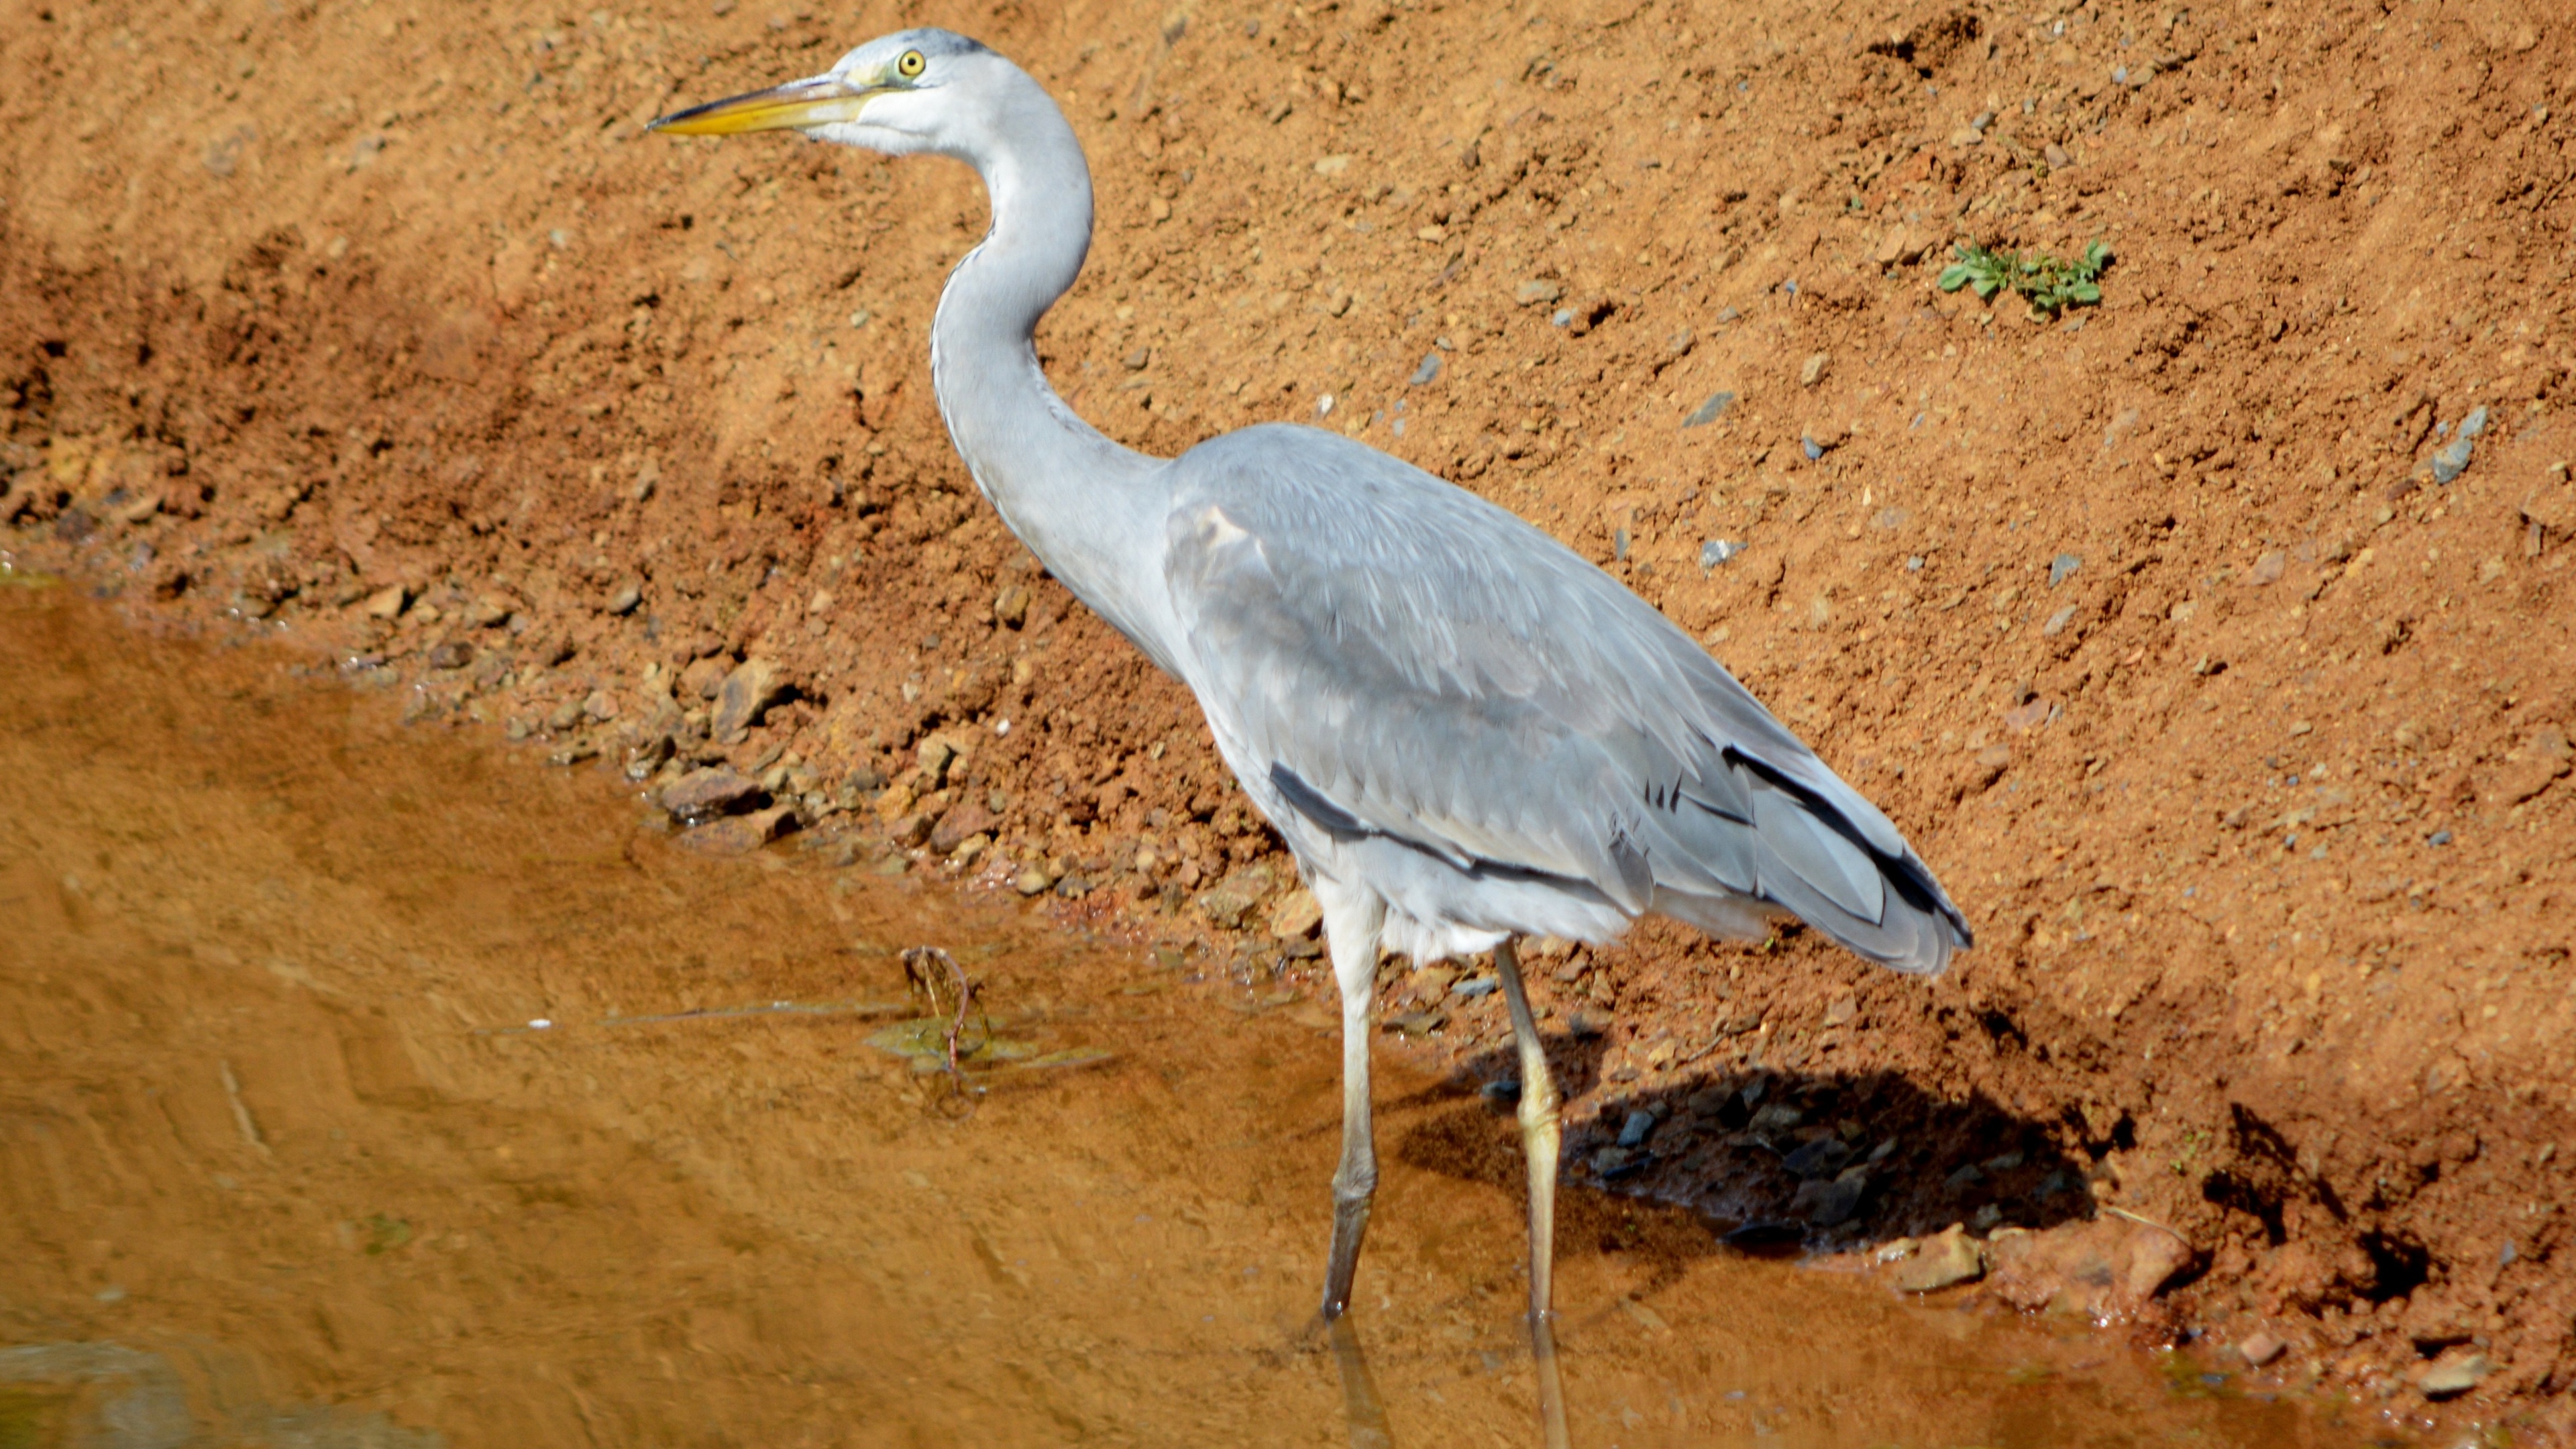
[{"x1": 0, "y1": 586, "x2": 2351, "y2": 1448}]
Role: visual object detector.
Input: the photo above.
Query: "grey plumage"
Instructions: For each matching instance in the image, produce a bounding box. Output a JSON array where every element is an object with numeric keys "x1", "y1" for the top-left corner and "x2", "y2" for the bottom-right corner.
[{"x1": 1166, "y1": 423, "x2": 1970, "y2": 973}]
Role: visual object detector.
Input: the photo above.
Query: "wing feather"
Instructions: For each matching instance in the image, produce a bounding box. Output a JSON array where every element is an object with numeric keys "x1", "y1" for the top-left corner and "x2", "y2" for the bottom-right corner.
[{"x1": 1161, "y1": 424, "x2": 1970, "y2": 971}]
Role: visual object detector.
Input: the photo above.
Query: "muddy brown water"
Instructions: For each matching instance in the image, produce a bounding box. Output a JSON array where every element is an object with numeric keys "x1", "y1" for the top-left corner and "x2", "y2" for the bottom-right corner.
[{"x1": 0, "y1": 584, "x2": 2347, "y2": 1447}]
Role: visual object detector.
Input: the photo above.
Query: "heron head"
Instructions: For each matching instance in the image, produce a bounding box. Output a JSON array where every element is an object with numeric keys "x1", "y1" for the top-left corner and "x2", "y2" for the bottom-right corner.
[{"x1": 649, "y1": 28, "x2": 1000, "y2": 156}]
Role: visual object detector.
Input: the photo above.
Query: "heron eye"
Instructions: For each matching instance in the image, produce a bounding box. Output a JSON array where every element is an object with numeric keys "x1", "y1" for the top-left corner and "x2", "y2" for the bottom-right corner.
[{"x1": 897, "y1": 49, "x2": 925, "y2": 78}]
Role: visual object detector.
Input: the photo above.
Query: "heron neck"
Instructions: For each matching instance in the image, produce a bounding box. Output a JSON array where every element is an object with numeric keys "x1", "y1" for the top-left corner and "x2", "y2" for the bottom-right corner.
[{"x1": 930, "y1": 87, "x2": 1174, "y2": 670}]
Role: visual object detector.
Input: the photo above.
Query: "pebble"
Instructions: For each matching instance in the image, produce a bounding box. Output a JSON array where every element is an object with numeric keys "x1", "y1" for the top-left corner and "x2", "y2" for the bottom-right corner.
[
  {"x1": 2048, "y1": 553, "x2": 2081, "y2": 588},
  {"x1": 1795, "y1": 1167, "x2": 1868, "y2": 1227},
  {"x1": 1799, "y1": 352, "x2": 1830, "y2": 388},
  {"x1": 1515, "y1": 279, "x2": 1563, "y2": 307},
  {"x1": 1550, "y1": 308, "x2": 1574, "y2": 328},
  {"x1": 1894, "y1": 1224, "x2": 1986, "y2": 1292},
  {"x1": 1617, "y1": 1109, "x2": 1658, "y2": 1148},
  {"x1": 2043, "y1": 142, "x2": 2073, "y2": 168},
  {"x1": 1699, "y1": 538, "x2": 1743, "y2": 568},
  {"x1": 676, "y1": 802, "x2": 796, "y2": 855},
  {"x1": 1452, "y1": 976, "x2": 1499, "y2": 999},
  {"x1": 1681, "y1": 392, "x2": 1735, "y2": 428},
  {"x1": 711, "y1": 657, "x2": 788, "y2": 741},
  {"x1": 2461, "y1": 405, "x2": 2490, "y2": 439},
  {"x1": 1747, "y1": 1102, "x2": 1805, "y2": 1134},
  {"x1": 2427, "y1": 829, "x2": 2453, "y2": 847},
  {"x1": 2041, "y1": 604, "x2": 2078, "y2": 637},
  {"x1": 2416, "y1": 1347, "x2": 2489, "y2": 1399},
  {"x1": 2238, "y1": 1331, "x2": 2287, "y2": 1367},
  {"x1": 1782, "y1": 1136, "x2": 1854, "y2": 1179},
  {"x1": 606, "y1": 582, "x2": 642, "y2": 616},
  {"x1": 1267, "y1": 888, "x2": 1323, "y2": 940},
  {"x1": 2430, "y1": 436, "x2": 2473, "y2": 484},
  {"x1": 360, "y1": 583, "x2": 409, "y2": 620},
  {"x1": 427, "y1": 639, "x2": 474, "y2": 669},
  {"x1": 1408, "y1": 352, "x2": 1442, "y2": 386},
  {"x1": 1481, "y1": 1077, "x2": 1521, "y2": 1106},
  {"x1": 660, "y1": 768, "x2": 765, "y2": 825},
  {"x1": 1801, "y1": 435, "x2": 1824, "y2": 461},
  {"x1": 1013, "y1": 867, "x2": 1055, "y2": 896}
]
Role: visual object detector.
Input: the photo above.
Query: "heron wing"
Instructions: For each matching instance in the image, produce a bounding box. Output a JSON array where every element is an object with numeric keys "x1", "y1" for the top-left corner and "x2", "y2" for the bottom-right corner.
[{"x1": 1161, "y1": 424, "x2": 1970, "y2": 973}]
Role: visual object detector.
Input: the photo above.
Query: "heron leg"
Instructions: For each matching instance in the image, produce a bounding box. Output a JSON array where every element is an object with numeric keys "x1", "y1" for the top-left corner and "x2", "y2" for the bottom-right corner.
[
  {"x1": 1319, "y1": 900, "x2": 1382, "y2": 1320},
  {"x1": 1493, "y1": 936, "x2": 1572, "y2": 1449}
]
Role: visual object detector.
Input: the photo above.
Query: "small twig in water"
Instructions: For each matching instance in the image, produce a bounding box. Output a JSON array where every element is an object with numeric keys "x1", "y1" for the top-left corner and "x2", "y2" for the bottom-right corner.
[{"x1": 901, "y1": 946, "x2": 985, "y2": 1099}]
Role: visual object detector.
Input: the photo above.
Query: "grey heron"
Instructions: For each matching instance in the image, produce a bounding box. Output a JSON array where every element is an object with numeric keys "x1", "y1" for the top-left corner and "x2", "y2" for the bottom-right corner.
[{"x1": 656, "y1": 30, "x2": 1970, "y2": 1440}]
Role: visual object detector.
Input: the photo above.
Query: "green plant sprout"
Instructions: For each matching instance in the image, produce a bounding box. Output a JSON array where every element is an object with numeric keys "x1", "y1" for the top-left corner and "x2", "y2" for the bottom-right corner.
[{"x1": 1937, "y1": 239, "x2": 2112, "y2": 316}]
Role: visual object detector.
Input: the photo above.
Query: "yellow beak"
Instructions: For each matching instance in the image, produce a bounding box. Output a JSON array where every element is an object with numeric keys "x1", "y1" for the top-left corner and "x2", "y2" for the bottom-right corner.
[{"x1": 650, "y1": 72, "x2": 883, "y2": 136}]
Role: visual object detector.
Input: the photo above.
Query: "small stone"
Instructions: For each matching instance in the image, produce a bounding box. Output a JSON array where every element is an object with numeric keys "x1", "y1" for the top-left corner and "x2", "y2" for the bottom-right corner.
[
  {"x1": 1013, "y1": 867, "x2": 1055, "y2": 896},
  {"x1": 468, "y1": 596, "x2": 513, "y2": 628},
  {"x1": 1194, "y1": 863, "x2": 1279, "y2": 929},
  {"x1": 2043, "y1": 142, "x2": 2072, "y2": 168},
  {"x1": 1799, "y1": 352, "x2": 1830, "y2": 388},
  {"x1": 1799, "y1": 1166, "x2": 1869, "y2": 1227},
  {"x1": 992, "y1": 585, "x2": 1030, "y2": 628},
  {"x1": 360, "y1": 583, "x2": 409, "y2": 620},
  {"x1": 1589, "y1": 1144, "x2": 1633, "y2": 1175},
  {"x1": 1801, "y1": 435, "x2": 1824, "y2": 461},
  {"x1": 1680, "y1": 391, "x2": 1736, "y2": 429},
  {"x1": 1872, "y1": 227, "x2": 1921, "y2": 266},
  {"x1": 1748, "y1": 1103, "x2": 1805, "y2": 1134},
  {"x1": 680, "y1": 656, "x2": 731, "y2": 700},
  {"x1": 1783, "y1": 1136, "x2": 1854, "y2": 1179},
  {"x1": 1481, "y1": 1077, "x2": 1521, "y2": 1106},
  {"x1": 606, "y1": 582, "x2": 643, "y2": 616},
  {"x1": 1699, "y1": 538, "x2": 1743, "y2": 569},
  {"x1": 1515, "y1": 278, "x2": 1563, "y2": 307},
  {"x1": 2041, "y1": 604, "x2": 2078, "y2": 637},
  {"x1": 547, "y1": 700, "x2": 584, "y2": 732},
  {"x1": 2429, "y1": 437, "x2": 2473, "y2": 484},
  {"x1": 661, "y1": 769, "x2": 765, "y2": 825},
  {"x1": 1550, "y1": 308, "x2": 1574, "y2": 328},
  {"x1": 929, "y1": 803, "x2": 998, "y2": 855},
  {"x1": 1268, "y1": 887, "x2": 1323, "y2": 940},
  {"x1": 1123, "y1": 347, "x2": 1150, "y2": 371},
  {"x1": 1617, "y1": 1110, "x2": 1657, "y2": 1148},
  {"x1": 1664, "y1": 327, "x2": 1695, "y2": 358},
  {"x1": 2459, "y1": 405, "x2": 2490, "y2": 439},
  {"x1": 2238, "y1": 1331, "x2": 2287, "y2": 1367},
  {"x1": 676, "y1": 802, "x2": 796, "y2": 855},
  {"x1": 1944, "y1": 1163, "x2": 1986, "y2": 1192},
  {"x1": 1408, "y1": 352, "x2": 1443, "y2": 386},
  {"x1": 583, "y1": 689, "x2": 617, "y2": 722},
  {"x1": 2247, "y1": 549, "x2": 2288, "y2": 586},
  {"x1": 1894, "y1": 1224, "x2": 1985, "y2": 1292},
  {"x1": 427, "y1": 639, "x2": 474, "y2": 669},
  {"x1": 2048, "y1": 553, "x2": 2081, "y2": 588},
  {"x1": 1970, "y1": 1203, "x2": 2005, "y2": 1231},
  {"x1": 2416, "y1": 1347, "x2": 2489, "y2": 1399},
  {"x1": 711, "y1": 657, "x2": 790, "y2": 740}
]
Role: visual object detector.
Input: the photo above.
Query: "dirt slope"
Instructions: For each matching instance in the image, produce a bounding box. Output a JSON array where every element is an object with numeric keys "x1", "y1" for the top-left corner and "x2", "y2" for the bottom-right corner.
[{"x1": 3, "y1": 0, "x2": 2573, "y2": 1437}]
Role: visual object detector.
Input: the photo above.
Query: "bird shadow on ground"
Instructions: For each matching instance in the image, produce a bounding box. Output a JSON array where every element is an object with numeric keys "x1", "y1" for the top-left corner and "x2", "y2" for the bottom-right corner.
[{"x1": 1388, "y1": 1034, "x2": 2104, "y2": 1295}]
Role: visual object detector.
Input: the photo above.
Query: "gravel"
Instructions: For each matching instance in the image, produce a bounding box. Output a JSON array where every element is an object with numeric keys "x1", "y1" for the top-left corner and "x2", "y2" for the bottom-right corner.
[
  {"x1": 1407, "y1": 352, "x2": 1442, "y2": 386},
  {"x1": 2049, "y1": 553, "x2": 2081, "y2": 588},
  {"x1": 1617, "y1": 1109, "x2": 1657, "y2": 1148},
  {"x1": 606, "y1": 582, "x2": 642, "y2": 615},
  {"x1": 1699, "y1": 538, "x2": 1743, "y2": 568}
]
